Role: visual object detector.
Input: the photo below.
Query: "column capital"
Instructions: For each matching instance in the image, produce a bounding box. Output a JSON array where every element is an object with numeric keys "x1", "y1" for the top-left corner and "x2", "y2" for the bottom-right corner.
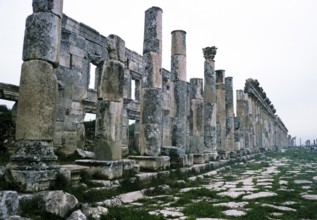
[{"x1": 203, "y1": 46, "x2": 217, "y2": 60}]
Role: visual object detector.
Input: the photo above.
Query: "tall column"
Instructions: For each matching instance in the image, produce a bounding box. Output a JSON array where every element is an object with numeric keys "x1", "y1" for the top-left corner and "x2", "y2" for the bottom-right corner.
[
  {"x1": 236, "y1": 90, "x2": 246, "y2": 153},
  {"x1": 139, "y1": 7, "x2": 163, "y2": 156},
  {"x1": 6, "y1": 0, "x2": 63, "y2": 192},
  {"x1": 216, "y1": 69, "x2": 227, "y2": 158},
  {"x1": 171, "y1": 30, "x2": 187, "y2": 151},
  {"x1": 225, "y1": 77, "x2": 235, "y2": 155},
  {"x1": 189, "y1": 78, "x2": 204, "y2": 153},
  {"x1": 203, "y1": 47, "x2": 218, "y2": 158}
]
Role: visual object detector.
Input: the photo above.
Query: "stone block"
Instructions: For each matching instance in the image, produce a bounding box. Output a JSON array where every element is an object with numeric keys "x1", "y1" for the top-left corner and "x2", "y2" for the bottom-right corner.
[
  {"x1": 98, "y1": 60, "x2": 124, "y2": 101},
  {"x1": 139, "y1": 123, "x2": 161, "y2": 156},
  {"x1": 0, "y1": 191, "x2": 20, "y2": 219},
  {"x1": 23, "y1": 12, "x2": 61, "y2": 67},
  {"x1": 141, "y1": 88, "x2": 162, "y2": 124},
  {"x1": 72, "y1": 85, "x2": 87, "y2": 101},
  {"x1": 128, "y1": 156, "x2": 170, "y2": 171},
  {"x1": 69, "y1": 44, "x2": 86, "y2": 58},
  {"x1": 190, "y1": 99, "x2": 204, "y2": 136},
  {"x1": 71, "y1": 55, "x2": 84, "y2": 71},
  {"x1": 32, "y1": 0, "x2": 63, "y2": 18},
  {"x1": 107, "y1": 34, "x2": 126, "y2": 62},
  {"x1": 75, "y1": 160, "x2": 123, "y2": 180},
  {"x1": 190, "y1": 78, "x2": 203, "y2": 99},
  {"x1": 59, "y1": 51, "x2": 71, "y2": 68},
  {"x1": 5, "y1": 163, "x2": 60, "y2": 192},
  {"x1": 142, "y1": 52, "x2": 162, "y2": 88},
  {"x1": 95, "y1": 101, "x2": 123, "y2": 160},
  {"x1": 193, "y1": 153, "x2": 209, "y2": 164},
  {"x1": 189, "y1": 136, "x2": 204, "y2": 153},
  {"x1": 86, "y1": 40, "x2": 108, "y2": 64},
  {"x1": 171, "y1": 55, "x2": 187, "y2": 81},
  {"x1": 16, "y1": 61, "x2": 58, "y2": 141},
  {"x1": 122, "y1": 159, "x2": 138, "y2": 176}
]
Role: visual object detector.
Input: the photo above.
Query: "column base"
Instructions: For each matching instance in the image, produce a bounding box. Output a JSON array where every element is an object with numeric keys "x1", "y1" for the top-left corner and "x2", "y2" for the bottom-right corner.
[
  {"x1": 217, "y1": 150, "x2": 230, "y2": 160},
  {"x1": 75, "y1": 159, "x2": 138, "y2": 180},
  {"x1": 128, "y1": 156, "x2": 170, "y2": 171},
  {"x1": 5, "y1": 141, "x2": 63, "y2": 192}
]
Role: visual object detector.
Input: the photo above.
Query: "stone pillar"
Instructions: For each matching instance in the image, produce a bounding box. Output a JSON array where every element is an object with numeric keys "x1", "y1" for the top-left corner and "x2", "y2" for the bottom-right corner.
[
  {"x1": 203, "y1": 47, "x2": 218, "y2": 159},
  {"x1": 6, "y1": 0, "x2": 64, "y2": 192},
  {"x1": 215, "y1": 69, "x2": 227, "y2": 158},
  {"x1": 95, "y1": 59, "x2": 124, "y2": 160},
  {"x1": 139, "y1": 7, "x2": 163, "y2": 156},
  {"x1": 236, "y1": 90, "x2": 246, "y2": 152},
  {"x1": 171, "y1": 30, "x2": 187, "y2": 151},
  {"x1": 189, "y1": 78, "x2": 204, "y2": 153},
  {"x1": 225, "y1": 77, "x2": 235, "y2": 156}
]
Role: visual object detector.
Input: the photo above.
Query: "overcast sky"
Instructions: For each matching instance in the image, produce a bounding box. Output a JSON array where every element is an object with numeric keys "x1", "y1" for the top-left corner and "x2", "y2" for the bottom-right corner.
[{"x1": 0, "y1": 0, "x2": 316, "y2": 145}]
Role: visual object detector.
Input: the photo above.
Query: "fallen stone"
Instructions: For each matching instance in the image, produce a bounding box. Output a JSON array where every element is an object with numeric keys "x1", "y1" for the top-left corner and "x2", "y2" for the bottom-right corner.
[
  {"x1": 66, "y1": 210, "x2": 87, "y2": 220},
  {"x1": 242, "y1": 192, "x2": 277, "y2": 200},
  {"x1": 223, "y1": 209, "x2": 246, "y2": 217},
  {"x1": 119, "y1": 191, "x2": 144, "y2": 203},
  {"x1": 41, "y1": 190, "x2": 78, "y2": 218},
  {"x1": 0, "y1": 191, "x2": 20, "y2": 219},
  {"x1": 74, "y1": 149, "x2": 94, "y2": 159},
  {"x1": 313, "y1": 176, "x2": 317, "y2": 183},
  {"x1": 95, "y1": 198, "x2": 122, "y2": 207},
  {"x1": 81, "y1": 204, "x2": 108, "y2": 220}
]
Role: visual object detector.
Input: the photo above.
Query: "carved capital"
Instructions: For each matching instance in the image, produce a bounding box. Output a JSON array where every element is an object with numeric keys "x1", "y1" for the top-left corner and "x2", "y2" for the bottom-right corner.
[{"x1": 203, "y1": 46, "x2": 217, "y2": 60}]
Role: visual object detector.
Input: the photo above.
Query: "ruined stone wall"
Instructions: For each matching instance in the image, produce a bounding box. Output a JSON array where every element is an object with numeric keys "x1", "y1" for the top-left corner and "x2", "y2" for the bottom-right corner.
[{"x1": 54, "y1": 14, "x2": 144, "y2": 156}]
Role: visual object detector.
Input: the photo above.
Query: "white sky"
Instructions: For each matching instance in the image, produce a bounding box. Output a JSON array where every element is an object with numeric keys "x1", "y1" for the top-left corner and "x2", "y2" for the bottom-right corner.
[{"x1": 0, "y1": 0, "x2": 316, "y2": 145}]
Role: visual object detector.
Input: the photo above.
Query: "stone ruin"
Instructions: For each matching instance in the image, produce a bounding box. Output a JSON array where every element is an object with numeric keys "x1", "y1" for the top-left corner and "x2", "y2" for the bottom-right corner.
[{"x1": 0, "y1": 0, "x2": 291, "y2": 192}]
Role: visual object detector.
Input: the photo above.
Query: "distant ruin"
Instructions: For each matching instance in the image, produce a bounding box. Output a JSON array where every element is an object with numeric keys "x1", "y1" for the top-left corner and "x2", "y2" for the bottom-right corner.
[{"x1": 0, "y1": 1, "x2": 292, "y2": 192}]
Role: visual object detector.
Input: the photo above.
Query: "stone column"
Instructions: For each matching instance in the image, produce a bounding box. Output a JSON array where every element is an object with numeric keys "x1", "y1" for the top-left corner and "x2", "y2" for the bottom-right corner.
[
  {"x1": 139, "y1": 7, "x2": 163, "y2": 156},
  {"x1": 236, "y1": 90, "x2": 246, "y2": 152},
  {"x1": 95, "y1": 59, "x2": 125, "y2": 160},
  {"x1": 216, "y1": 69, "x2": 227, "y2": 158},
  {"x1": 6, "y1": 0, "x2": 64, "y2": 192},
  {"x1": 225, "y1": 77, "x2": 235, "y2": 156},
  {"x1": 203, "y1": 47, "x2": 218, "y2": 159},
  {"x1": 189, "y1": 78, "x2": 204, "y2": 153},
  {"x1": 171, "y1": 30, "x2": 187, "y2": 151}
]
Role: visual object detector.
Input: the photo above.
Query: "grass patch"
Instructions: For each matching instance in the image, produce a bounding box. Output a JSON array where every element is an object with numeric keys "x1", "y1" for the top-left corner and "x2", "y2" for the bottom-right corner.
[
  {"x1": 102, "y1": 206, "x2": 164, "y2": 220},
  {"x1": 183, "y1": 201, "x2": 225, "y2": 218}
]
